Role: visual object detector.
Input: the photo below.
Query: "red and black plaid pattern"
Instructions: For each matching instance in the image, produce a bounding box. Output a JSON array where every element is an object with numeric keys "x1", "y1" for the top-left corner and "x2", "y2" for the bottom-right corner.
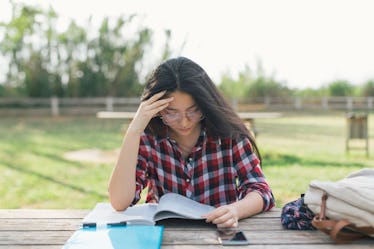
[{"x1": 132, "y1": 130, "x2": 275, "y2": 211}]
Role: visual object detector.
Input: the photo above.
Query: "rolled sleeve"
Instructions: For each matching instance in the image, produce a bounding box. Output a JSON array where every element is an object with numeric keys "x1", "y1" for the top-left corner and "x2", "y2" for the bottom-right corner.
[
  {"x1": 234, "y1": 138, "x2": 275, "y2": 211},
  {"x1": 131, "y1": 134, "x2": 150, "y2": 205},
  {"x1": 131, "y1": 154, "x2": 147, "y2": 205}
]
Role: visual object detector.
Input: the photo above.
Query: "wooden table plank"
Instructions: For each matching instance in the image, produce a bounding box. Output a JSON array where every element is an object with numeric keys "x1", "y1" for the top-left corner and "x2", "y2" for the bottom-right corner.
[
  {"x1": 0, "y1": 208, "x2": 373, "y2": 248},
  {"x1": 0, "y1": 219, "x2": 82, "y2": 231},
  {"x1": 1, "y1": 245, "x2": 374, "y2": 249},
  {"x1": 1, "y1": 230, "x2": 372, "y2": 246},
  {"x1": 0, "y1": 218, "x2": 284, "y2": 231},
  {"x1": 0, "y1": 209, "x2": 282, "y2": 231},
  {"x1": 160, "y1": 245, "x2": 374, "y2": 249},
  {"x1": 0, "y1": 246, "x2": 62, "y2": 249},
  {"x1": 1, "y1": 246, "x2": 374, "y2": 249}
]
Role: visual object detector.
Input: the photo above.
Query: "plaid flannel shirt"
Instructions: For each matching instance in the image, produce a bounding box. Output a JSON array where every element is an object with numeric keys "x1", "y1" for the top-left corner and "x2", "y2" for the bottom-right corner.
[{"x1": 133, "y1": 129, "x2": 275, "y2": 211}]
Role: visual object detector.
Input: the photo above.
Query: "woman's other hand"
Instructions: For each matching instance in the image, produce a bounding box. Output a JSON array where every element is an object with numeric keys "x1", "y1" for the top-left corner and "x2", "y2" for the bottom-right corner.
[{"x1": 203, "y1": 205, "x2": 239, "y2": 228}]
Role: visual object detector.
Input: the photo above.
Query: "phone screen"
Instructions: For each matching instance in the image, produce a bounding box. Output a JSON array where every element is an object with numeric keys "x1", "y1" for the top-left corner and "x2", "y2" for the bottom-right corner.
[{"x1": 217, "y1": 228, "x2": 249, "y2": 245}]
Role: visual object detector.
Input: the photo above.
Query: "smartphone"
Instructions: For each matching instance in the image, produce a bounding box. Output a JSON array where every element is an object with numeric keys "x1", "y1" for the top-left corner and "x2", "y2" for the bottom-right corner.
[{"x1": 217, "y1": 228, "x2": 249, "y2": 246}]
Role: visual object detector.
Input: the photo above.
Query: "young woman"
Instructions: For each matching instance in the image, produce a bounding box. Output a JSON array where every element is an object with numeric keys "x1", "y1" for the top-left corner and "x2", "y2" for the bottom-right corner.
[{"x1": 108, "y1": 57, "x2": 275, "y2": 228}]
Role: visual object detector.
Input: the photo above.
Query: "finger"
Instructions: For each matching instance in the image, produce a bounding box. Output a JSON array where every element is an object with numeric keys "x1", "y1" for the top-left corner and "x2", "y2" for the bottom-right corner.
[
  {"x1": 137, "y1": 102, "x2": 169, "y2": 122},
  {"x1": 203, "y1": 210, "x2": 218, "y2": 222},
  {"x1": 145, "y1": 91, "x2": 167, "y2": 104},
  {"x1": 216, "y1": 217, "x2": 238, "y2": 228},
  {"x1": 204, "y1": 208, "x2": 228, "y2": 222},
  {"x1": 152, "y1": 102, "x2": 171, "y2": 116},
  {"x1": 142, "y1": 99, "x2": 173, "y2": 119},
  {"x1": 211, "y1": 211, "x2": 232, "y2": 225},
  {"x1": 146, "y1": 97, "x2": 174, "y2": 111},
  {"x1": 137, "y1": 95, "x2": 172, "y2": 116}
]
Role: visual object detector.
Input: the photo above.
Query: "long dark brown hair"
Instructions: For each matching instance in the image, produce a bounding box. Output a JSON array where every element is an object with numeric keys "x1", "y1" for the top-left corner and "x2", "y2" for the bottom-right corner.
[{"x1": 141, "y1": 57, "x2": 262, "y2": 161}]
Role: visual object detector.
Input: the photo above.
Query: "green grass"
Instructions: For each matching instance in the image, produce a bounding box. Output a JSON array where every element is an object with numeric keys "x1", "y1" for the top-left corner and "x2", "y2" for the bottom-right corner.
[
  {"x1": 0, "y1": 112, "x2": 373, "y2": 209},
  {"x1": 257, "y1": 111, "x2": 374, "y2": 206},
  {"x1": 0, "y1": 116, "x2": 125, "y2": 208}
]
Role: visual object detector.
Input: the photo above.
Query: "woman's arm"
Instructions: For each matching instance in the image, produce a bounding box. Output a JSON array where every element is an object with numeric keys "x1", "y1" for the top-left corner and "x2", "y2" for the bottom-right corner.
[
  {"x1": 108, "y1": 129, "x2": 142, "y2": 211},
  {"x1": 108, "y1": 92, "x2": 173, "y2": 211},
  {"x1": 203, "y1": 137, "x2": 274, "y2": 227}
]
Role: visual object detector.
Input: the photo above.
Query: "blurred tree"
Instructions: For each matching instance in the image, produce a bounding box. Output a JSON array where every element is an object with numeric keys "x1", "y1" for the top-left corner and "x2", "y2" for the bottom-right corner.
[
  {"x1": 58, "y1": 19, "x2": 91, "y2": 97},
  {"x1": 0, "y1": 2, "x2": 41, "y2": 93},
  {"x1": 294, "y1": 87, "x2": 328, "y2": 97},
  {"x1": 24, "y1": 52, "x2": 51, "y2": 97},
  {"x1": 0, "y1": 84, "x2": 5, "y2": 96},
  {"x1": 0, "y1": 3, "x2": 64, "y2": 97},
  {"x1": 327, "y1": 80, "x2": 354, "y2": 96},
  {"x1": 161, "y1": 29, "x2": 172, "y2": 61},
  {"x1": 219, "y1": 65, "x2": 252, "y2": 99},
  {"x1": 58, "y1": 15, "x2": 156, "y2": 97},
  {"x1": 247, "y1": 77, "x2": 290, "y2": 98},
  {"x1": 361, "y1": 80, "x2": 374, "y2": 97},
  {"x1": 219, "y1": 62, "x2": 291, "y2": 99},
  {"x1": 0, "y1": 2, "x2": 171, "y2": 97}
]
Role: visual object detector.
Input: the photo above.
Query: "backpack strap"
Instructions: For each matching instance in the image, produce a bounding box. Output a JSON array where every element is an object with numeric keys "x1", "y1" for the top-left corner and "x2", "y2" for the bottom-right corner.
[{"x1": 311, "y1": 192, "x2": 373, "y2": 244}]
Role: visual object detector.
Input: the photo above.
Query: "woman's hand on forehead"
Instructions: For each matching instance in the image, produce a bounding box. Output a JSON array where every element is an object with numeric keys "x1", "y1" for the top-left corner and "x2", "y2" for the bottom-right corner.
[{"x1": 128, "y1": 91, "x2": 174, "y2": 134}]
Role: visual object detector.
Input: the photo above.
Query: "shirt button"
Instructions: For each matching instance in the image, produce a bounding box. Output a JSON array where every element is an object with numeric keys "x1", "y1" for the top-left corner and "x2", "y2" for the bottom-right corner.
[
  {"x1": 186, "y1": 178, "x2": 190, "y2": 183},
  {"x1": 188, "y1": 157, "x2": 193, "y2": 162}
]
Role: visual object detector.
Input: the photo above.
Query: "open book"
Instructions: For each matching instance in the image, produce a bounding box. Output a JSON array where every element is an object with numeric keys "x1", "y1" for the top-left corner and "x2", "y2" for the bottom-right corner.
[{"x1": 83, "y1": 193, "x2": 215, "y2": 226}]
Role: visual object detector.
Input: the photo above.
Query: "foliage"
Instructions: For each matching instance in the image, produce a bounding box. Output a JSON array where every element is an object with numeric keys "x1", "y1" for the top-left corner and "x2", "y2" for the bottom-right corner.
[
  {"x1": 247, "y1": 77, "x2": 291, "y2": 98},
  {"x1": 219, "y1": 65, "x2": 251, "y2": 99},
  {"x1": 361, "y1": 80, "x2": 374, "y2": 97},
  {"x1": 293, "y1": 87, "x2": 328, "y2": 97},
  {"x1": 0, "y1": 2, "x2": 170, "y2": 97},
  {"x1": 1, "y1": 3, "x2": 373, "y2": 99},
  {"x1": 0, "y1": 84, "x2": 5, "y2": 96},
  {"x1": 218, "y1": 62, "x2": 291, "y2": 100},
  {"x1": 326, "y1": 80, "x2": 354, "y2": 97}
]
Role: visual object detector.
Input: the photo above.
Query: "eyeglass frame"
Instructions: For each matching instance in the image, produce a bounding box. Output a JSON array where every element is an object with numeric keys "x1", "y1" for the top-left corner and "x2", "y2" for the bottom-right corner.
[{"x1": 159, "y1": 108, "x2": 204, "y2": 125}]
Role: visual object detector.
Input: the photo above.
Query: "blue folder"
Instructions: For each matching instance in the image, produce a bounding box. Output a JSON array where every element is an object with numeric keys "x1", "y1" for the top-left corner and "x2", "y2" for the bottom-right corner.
[{"x1": 62, "y1": 225, "x2": 164, "y2": 249}]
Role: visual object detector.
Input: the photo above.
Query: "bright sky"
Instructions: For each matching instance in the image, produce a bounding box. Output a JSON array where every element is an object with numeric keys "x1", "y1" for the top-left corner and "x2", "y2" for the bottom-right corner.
[{"x1": 1, "y1": 0, "x2": 374, "y2": 89}]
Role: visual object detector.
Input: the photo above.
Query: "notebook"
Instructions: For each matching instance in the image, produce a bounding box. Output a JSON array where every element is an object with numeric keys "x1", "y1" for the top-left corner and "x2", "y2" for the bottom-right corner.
[{"x1": 62, "y1": 225, "x2": 163, "y2": 249}]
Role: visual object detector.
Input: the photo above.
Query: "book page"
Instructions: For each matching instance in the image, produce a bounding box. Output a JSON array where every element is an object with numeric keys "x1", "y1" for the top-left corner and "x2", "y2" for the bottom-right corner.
[
  {"x1": 153, "y1": 193, "x2": 215, "y2": 221},
  {"x1": 83, "y1": 203, "x2": 158, "y2": 226}
]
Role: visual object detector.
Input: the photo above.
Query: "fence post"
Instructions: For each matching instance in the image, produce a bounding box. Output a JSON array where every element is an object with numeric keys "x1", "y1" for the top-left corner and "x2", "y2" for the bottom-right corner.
[
  {"x1": 368, "y1": 97, "x2": 373, "y2": 109},
  {"x1": 295, "y1": 97, "x2": 302, "y2": 110},
  {"x1": 346, "y1": 97, "x2": 353, "y2": 111},
  {"x1": 106, "y1": 96, "x2": 114, "y2": 111},
  {"x1": 264, "y1": 96, "x2": 270, "y2": 109},
  {"x1": 322, "y1": 97, "x2": 328, "y2": 110},
  {"x1": 231, "y1": 98, "x2": 238, "y2": 111},
  {"x1": 51, "y1": 96, "x2": 59, "y2": 116}
]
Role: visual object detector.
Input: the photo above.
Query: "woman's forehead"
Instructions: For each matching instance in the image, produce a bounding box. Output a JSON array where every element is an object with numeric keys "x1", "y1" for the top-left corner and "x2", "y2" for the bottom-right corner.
[{"x1": 166, "y1": 91, "x2": 196, "y2": 110}]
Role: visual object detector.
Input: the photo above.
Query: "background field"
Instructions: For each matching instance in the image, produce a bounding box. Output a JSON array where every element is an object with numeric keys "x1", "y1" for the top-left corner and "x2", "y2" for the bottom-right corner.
[{"x1": 1, "y1": 112, "x2": 373, "y2": 209}]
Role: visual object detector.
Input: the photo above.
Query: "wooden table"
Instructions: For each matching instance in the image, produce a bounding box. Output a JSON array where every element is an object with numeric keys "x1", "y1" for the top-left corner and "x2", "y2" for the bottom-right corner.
[{"x1": 1, "y1": 208, "x2": 372, "y2": 248}]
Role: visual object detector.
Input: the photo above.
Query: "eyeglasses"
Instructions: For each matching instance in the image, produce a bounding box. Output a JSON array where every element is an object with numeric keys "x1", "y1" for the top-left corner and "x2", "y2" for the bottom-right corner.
[{"x1": 160, "y1": 109, "x2": 204, "y2": 124}]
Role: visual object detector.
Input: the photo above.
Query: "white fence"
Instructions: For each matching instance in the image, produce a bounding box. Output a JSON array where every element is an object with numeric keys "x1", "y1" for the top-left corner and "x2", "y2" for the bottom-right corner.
[
  {"x1": 0, "y1": 97, "x2": 140, "y2": 116},
  {"x1": 234, "y1": 96, "x2": 374, "y2": 112},
  {"x1": 0, "y1": 96, "x2": 373, "y2": 116}
]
